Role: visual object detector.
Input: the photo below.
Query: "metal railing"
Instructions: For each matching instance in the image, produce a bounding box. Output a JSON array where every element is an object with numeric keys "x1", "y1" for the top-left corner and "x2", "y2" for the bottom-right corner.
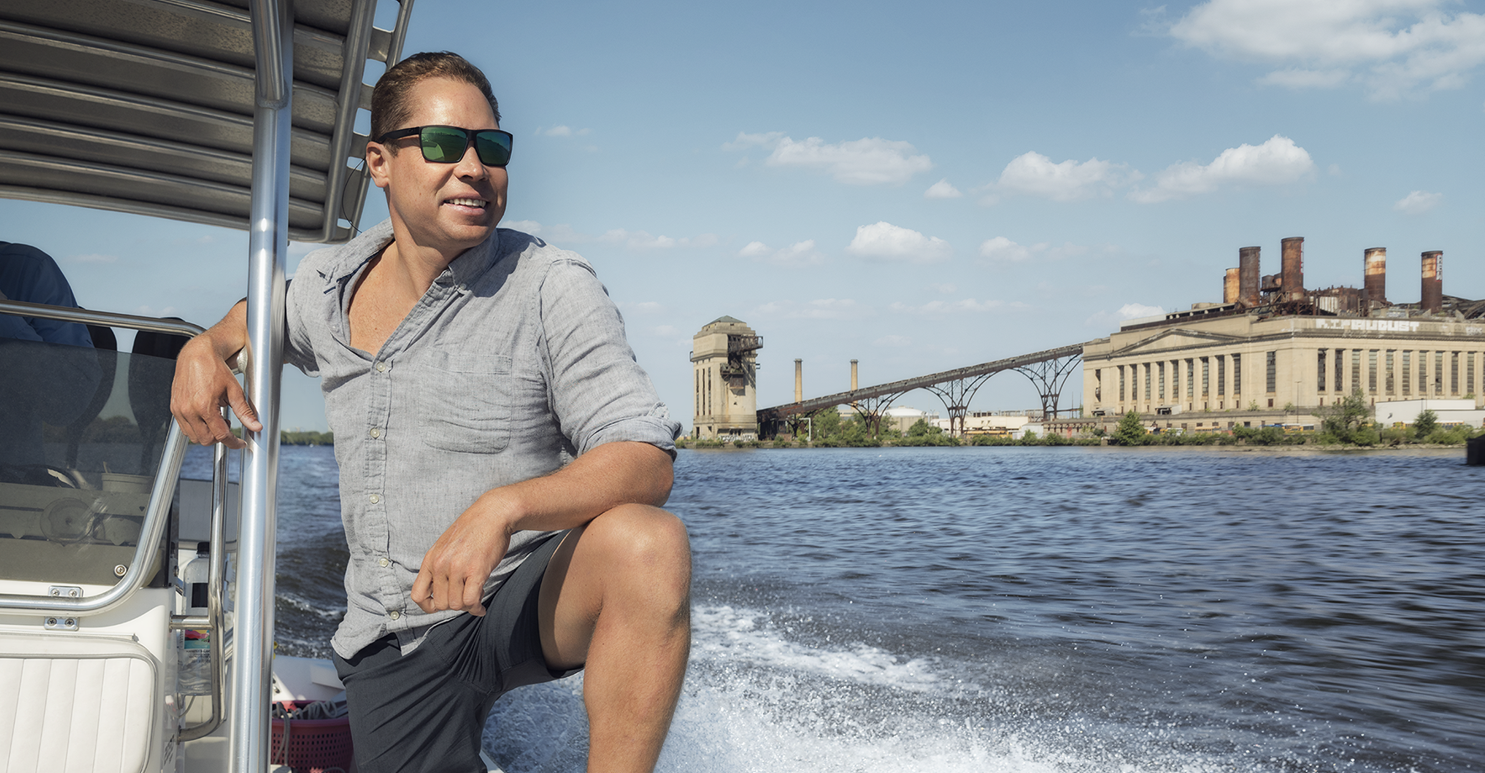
[
  {"x1": 0, "y1": 300, "x2": 201, "y2": 616},
  {"x1": 0, "y1": 299, "x2": 232, "y2": 739}
]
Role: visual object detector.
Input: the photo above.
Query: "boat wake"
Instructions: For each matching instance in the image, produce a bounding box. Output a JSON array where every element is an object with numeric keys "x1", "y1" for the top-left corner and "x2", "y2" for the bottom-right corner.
[{"x1": 483, "y1": 603, "x2": 1287, "y2": 773}]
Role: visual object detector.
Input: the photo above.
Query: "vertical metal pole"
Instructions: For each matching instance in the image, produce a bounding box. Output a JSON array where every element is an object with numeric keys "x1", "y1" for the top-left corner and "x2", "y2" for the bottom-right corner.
[{"x1": 232, "y1": 1, "x2": 291, "y2": 772}]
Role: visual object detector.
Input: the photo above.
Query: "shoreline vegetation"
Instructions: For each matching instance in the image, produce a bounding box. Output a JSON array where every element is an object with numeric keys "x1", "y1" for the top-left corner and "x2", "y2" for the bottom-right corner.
[
  {"x1": 45, "y1": 417, "x2": 335, "y2": 446},
  {"x1": 678, "y1": 392, "x2": 1484, "y2": 451}
]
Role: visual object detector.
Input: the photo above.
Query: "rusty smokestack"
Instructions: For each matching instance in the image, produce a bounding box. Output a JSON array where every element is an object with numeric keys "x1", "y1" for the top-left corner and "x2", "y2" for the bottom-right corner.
[
  {"x1": 1239, "y1": 246, "x2": 1260, "y2": 307},
  {"x1": 794, "y1": 359, "x2": 802, "y2": 403},
  {"x1": 1422, "y1": 251, "x2": 1443, "y2": 313},
  {"x1": 851, "y1": 359, "x2": 859, "y2": 392},
  {"x1": 1364, "y1": 248, "x2": 1387, "y2": 308},
  {"x1": 1224, "y1": 268, "x2": 1239, "y2": 304},
  {"x1": 1281, "y1": 237, "x2": 1304, "y2": 303}
]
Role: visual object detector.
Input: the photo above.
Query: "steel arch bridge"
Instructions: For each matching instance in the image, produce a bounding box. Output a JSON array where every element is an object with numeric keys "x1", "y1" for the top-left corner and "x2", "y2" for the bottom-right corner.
[{"x1": 756, "y1": 342, "x2": 1088, "y2": 438}]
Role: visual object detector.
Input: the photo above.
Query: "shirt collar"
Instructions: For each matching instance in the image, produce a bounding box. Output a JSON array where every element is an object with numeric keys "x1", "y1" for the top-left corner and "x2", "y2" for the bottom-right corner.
[{"x1": 318, "y1": 219, "x2": 500, "y2": 292}]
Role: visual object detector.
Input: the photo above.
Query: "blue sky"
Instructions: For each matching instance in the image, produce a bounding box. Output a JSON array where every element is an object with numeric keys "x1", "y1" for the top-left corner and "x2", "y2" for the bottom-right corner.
[{"x1": 5, "y1": 0, "x2": 1482, "y2": 431}]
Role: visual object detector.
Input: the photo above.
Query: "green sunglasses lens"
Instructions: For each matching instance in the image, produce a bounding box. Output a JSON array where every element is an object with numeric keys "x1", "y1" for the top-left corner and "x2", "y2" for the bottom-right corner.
[
  {"x1": 473, "y1": 131, "x2": 512, "y2": 166},
  {"x1": 419, "y1": 126, "x2": 469, "y2": 162},
  {"x1": 416, "y1": 127, "x2": 511, "y2": 166}
]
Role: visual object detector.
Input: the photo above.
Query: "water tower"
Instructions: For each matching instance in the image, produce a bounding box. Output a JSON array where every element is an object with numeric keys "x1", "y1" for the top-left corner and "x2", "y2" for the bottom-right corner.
[{"x1": 691, "y1": 316, "x2": 762, "y2": 439}]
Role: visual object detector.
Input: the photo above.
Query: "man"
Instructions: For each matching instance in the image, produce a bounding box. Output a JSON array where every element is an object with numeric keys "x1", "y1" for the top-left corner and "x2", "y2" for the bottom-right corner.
[{"x1": 171, "y1": 52, "x2": 690, "y2": 773}]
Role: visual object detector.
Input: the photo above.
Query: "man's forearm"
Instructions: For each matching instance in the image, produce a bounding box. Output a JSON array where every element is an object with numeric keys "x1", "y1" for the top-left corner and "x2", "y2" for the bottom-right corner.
[
  {"x1": 171, "y1": 299, "x2": 260, "y2": 446},
  {"x1": 194, "y1": 299, "x2": 250, "y2": 363},
  {"x1": 475, "y1": 440, "x2": 674, "y2": 536}
]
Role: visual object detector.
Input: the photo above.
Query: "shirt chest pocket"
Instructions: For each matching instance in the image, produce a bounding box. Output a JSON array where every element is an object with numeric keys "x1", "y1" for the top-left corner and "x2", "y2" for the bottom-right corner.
[{"x1": 413, "y1": 352, "x2": 512, "y2": 453}]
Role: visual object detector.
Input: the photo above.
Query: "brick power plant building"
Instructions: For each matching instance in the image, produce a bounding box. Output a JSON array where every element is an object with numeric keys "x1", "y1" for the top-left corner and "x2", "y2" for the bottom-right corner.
[{"x1": 1076, "y1": 239, "x2": 1485, "y2": 434}]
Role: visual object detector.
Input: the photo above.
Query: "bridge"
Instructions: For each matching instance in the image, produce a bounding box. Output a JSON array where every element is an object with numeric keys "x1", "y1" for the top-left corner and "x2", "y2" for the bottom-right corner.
[{"x1": 756, "y1": 342, "x2": 1088, "y2": 438}]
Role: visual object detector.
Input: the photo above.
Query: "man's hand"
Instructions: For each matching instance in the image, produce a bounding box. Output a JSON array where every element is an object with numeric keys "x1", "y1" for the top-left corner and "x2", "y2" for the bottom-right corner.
[
  {"x1": 411, "y1": 494, "x2": 517, "y2": 617},
  {"x1": 410, "y1": 442, "x2": 672, "y2": 617},
  {"x1": 170, "y1": 301, "x2": 262, "y2": 448}
]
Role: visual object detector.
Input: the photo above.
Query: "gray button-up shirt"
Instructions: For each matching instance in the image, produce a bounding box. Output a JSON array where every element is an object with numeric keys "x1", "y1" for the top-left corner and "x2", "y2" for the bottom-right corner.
[{"x1": 284, "y1": 220, "x2": 679, "y2": 659}]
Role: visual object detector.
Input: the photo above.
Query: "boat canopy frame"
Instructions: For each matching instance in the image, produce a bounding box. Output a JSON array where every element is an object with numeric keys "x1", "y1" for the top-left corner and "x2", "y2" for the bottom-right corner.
[
  {"x1": 0, "y1": 0, "x2": 413, "y2": 243},
  {"x1": 0, "y1": 2, "x2": 416, "y2": 771}
]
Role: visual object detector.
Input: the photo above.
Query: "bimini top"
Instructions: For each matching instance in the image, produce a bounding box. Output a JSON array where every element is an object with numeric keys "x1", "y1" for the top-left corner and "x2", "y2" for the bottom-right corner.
[{"x1": 0, "y1": 0, "x2": 413, "y2": 244}]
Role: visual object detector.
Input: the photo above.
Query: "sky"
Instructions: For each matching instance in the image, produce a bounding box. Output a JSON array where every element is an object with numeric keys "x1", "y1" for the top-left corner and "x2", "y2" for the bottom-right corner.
[{"x1": 4, "y1": 0, "x2": 1483, "y2": 432}]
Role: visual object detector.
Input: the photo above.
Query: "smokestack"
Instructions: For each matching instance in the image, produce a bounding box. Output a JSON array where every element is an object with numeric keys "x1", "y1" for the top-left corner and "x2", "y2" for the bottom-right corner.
[
  {"x1": 794, "y1": 359, "x2": 803, "y2": 403},
  {"x1": 850, "y1": 359, "x2": 859, "y2": 392},
  {"x1": 1224, "y1": 268, "x2": 1239, "y2": 304},
  {"x1": 1422, "y1": 251, "x2": 1443, "y2": 313},
  {"x1": 1239, "y1": 246, "x2": 1260, "y2": 307},
  {"x1": 1281, "y1": 237, "x2": 1304, "y2": 303},
  {"x1": 1364, "y1": 248, "x2": 1387, "y2": 308}
]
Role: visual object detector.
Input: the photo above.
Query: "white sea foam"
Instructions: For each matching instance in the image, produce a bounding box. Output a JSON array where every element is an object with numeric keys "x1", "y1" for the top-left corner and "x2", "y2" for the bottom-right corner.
[
  {"x1": 691, "y1": 604, "x2": 945, "y2": 691},
  {"x1": 275, "y1": 590, "x2": 345, "y2": 621},
  {"x1": 484, "y1": 604, "x2": 1262, "y2": 773}
]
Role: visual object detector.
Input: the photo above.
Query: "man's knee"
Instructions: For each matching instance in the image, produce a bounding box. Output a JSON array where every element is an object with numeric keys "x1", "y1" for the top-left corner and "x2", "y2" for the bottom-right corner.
[{"x1": 583, "y1": 504, "x2": 691, "y2": 598}]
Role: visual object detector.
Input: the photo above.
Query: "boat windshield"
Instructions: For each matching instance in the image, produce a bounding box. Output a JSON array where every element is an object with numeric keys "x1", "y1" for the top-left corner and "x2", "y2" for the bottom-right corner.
[{"x1": 0, "y1": 330, "x2": 183, "y2": 586}]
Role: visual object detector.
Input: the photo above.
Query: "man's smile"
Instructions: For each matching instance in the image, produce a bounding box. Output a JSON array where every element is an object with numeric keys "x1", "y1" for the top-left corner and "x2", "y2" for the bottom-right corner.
[{"x1": 444, "y1": 196, "x2": 487, "y2": 209}]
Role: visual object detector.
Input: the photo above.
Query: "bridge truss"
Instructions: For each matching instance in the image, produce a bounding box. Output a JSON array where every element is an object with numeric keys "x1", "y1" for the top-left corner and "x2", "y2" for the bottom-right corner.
[{"x1": 757, "y1": 343, "x2": 1086, "y2": 438}]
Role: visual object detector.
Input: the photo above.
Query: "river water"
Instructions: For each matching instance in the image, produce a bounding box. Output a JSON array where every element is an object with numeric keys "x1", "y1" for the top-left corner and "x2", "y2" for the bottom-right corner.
[{"x1": 190, "y1": 444, "x2": 1485, "y2": 772}]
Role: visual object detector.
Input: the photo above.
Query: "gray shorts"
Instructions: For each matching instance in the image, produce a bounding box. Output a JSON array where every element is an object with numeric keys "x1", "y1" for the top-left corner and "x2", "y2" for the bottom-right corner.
[{"x1": 332, "y1": 531, "x2": 578, "y2": 773}]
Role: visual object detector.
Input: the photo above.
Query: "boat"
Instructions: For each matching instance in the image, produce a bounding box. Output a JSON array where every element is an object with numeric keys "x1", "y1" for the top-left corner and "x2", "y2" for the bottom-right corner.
[{"x1": 0, "y1": 1, "x2": 509, "y2": 770}]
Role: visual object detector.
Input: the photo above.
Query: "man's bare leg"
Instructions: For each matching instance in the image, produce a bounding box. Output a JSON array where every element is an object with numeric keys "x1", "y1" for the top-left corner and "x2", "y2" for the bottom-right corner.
[{"x1": 538, "y1": 503, "x2": 692, "y2": 773}]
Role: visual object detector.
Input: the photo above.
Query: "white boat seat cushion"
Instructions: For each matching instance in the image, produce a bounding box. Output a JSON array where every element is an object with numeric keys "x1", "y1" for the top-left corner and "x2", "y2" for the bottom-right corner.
[{"x1": 0, "y1": 633, "x2": 156, "y2": 773}]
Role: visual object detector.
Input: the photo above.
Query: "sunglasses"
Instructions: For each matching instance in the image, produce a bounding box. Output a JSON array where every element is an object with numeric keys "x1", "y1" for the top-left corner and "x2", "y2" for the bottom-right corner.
[{"x1": 376, "y1": 125, "x2": 513, "y2": 167}]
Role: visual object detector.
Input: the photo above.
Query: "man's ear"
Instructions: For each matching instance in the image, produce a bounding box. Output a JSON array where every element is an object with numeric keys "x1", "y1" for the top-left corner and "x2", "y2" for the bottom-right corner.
[{"x1": 366, "y1": 141, "x2": 392, "y2": 190}]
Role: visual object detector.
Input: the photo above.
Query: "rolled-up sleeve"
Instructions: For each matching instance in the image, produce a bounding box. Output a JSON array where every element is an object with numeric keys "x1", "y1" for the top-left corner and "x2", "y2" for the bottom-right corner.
[
  {"x1": 537, "y1": 258, "x2": 679, "y2": 457},
  {"x1": 284, "y1": 260, "x2": 327, "y2": 377}
]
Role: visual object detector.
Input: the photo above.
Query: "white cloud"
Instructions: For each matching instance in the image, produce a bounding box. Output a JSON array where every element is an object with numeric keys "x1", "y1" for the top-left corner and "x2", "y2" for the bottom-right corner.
[
  {"x1": 1085, "y1": 303, "x2": 1168, "y2": 329},
  {"x1": 1130, "y1": 135, "x2": 1315, "y2": 203},
  {"x1": 66, "y1": 253, "x2": 118, "y2": 264},
  {"x1": 978, "y1": 237, "x2": 1090, "y2": 262},
  {"x1": 722, "y1": 132, "x2": 784, "y2": 151},
  {"x1": 930, "y1": 283, "x2": 957, "y2": 295},
  {"x1": 539, "y1": 125, "x2": 591, "y2": 137},
  {"x1": 751, "y1": 298, "x2": 872, "y2": 321},
  {"x1": 924, "y1": 179, "x2": 963, "y2": 199},
  {"x1": 874, "y1": 335, "x2": 913, "y2": 347},
  {"x1": 987, "y1": 151, "x2": 1133, "y2": 202},
  {"x1": 623, "y1": 301, "x2": 665, "y2": 315},
  {"x1": 500, "y1": 220, "x2": 590, "y2": 245},
  {"x1": 1169, "y1": 0, "x2": 1485, "y2": 99},
  {"x1": 846, "y1": 222, "x2": 952, "y2": 263},
  {"x1": 600, "y1": 229, "x2": 718, "y2": 250},
  {"x1": 979, "y1": 236, "x2": 1033, "y2": 262},
  {"x1": 725, "y1": 132, "x2": 932, "y2": 185},
  {"x1": 503, "y1": 219, "x2": 542, "y2": 234},
  {"x1": 1257, "y1": 68, "x2": 1351, "y2": 88},
  {"x1": 1119, "y1": 303, "x2": 1166, "y2": 319},
  {"x1": 1393, "y1": 190, "x2": 1442, "y2": 214},
  {"x1": 738, "y1": 239, "x2": 822, "y2": 266},
  {"x1": 889, "y1": 299, "x2": 1014, "y2": 315}
]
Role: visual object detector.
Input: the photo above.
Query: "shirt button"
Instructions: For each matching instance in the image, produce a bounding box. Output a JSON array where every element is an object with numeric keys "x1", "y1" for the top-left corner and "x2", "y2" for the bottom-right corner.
[
  {"x1": 369, "y1": 427, "x2": 381, "y2": 439},
  {"x1": 378, "y1": 557, "x2": 389, "y2": 567},
  {"x1": 388, "y1": 610, "x2": 400, "y2": 620},
  {"x1": 375, "y1": 361, "x2": 388, "y2": 373},
  {"x1": 368, "y1": 493, "x2": 380, "y2": 504}
]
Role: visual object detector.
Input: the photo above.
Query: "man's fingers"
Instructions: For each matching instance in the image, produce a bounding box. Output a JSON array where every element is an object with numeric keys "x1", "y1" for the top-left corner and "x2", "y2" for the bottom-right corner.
[
  {"x1": 226, "y1": 381, "x2": 262, "y2": 432},
  {"x1": 461, "y1": 576, "x2": 486, "y2": 617},
  {"x1": 412, "y1": 569, "x2": 434, "y2": 613}
]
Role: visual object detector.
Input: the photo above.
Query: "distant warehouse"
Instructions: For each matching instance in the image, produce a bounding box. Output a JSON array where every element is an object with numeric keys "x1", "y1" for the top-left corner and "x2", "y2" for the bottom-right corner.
[{"x1": 1078, "y1": 239, "x2": 1485, "y2": 434}]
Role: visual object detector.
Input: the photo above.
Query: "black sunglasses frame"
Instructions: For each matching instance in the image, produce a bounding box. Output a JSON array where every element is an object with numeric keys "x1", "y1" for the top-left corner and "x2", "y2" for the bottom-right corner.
[{"x1": 375, "y1": 125, "x2": 513, "y2": 167}]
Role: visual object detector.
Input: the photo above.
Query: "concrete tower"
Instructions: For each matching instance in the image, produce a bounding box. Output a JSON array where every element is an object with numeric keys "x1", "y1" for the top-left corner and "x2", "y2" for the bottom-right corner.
[{"x1": 691, "y1": 316, "x2": 762, "y2": 439}]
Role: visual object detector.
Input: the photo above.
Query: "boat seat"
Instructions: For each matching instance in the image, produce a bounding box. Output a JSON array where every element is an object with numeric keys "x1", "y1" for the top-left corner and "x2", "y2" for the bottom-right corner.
[{"x1": 0, "y1": 632, "x2": 159, "y2": 773}]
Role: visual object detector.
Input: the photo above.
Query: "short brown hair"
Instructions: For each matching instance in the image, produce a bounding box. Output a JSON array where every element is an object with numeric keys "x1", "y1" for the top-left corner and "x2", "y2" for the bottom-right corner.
[{"x1": 370, "y1": 51, "x2": 500, "y2": 145}]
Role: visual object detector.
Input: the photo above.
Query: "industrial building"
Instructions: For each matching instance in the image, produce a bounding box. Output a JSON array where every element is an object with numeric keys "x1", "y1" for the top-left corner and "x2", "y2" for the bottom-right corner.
[
  {"x1": 691, "y1": 316, "x2": 762, "y2": 439},
  {"x1": 1079, "y1": 239, "x2": 1485, "y2": 433}
]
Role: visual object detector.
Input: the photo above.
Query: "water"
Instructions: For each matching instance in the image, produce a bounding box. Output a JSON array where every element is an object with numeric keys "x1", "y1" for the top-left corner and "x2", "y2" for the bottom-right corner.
[{"x1": 187, "y1": 444, "x2": 1485, "y2": 772}]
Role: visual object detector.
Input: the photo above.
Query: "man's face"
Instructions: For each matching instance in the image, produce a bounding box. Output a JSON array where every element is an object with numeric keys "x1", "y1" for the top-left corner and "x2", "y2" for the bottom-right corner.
[{"x1": 367, "y1": 77, "x2": 507, "y2": 261}]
